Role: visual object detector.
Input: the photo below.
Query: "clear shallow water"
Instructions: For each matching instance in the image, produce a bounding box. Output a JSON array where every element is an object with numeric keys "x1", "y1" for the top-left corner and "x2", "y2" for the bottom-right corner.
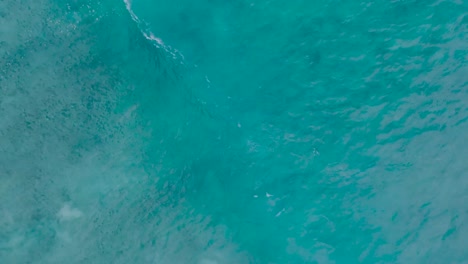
[{"x1": 0, "y1": 0, "x2": 467, "y2": 263}]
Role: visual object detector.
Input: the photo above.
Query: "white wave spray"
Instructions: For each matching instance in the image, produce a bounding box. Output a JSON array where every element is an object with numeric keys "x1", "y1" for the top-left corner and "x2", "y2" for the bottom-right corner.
[{"x1": 123, "y1": 0, "x2": 185, "y2": 62}]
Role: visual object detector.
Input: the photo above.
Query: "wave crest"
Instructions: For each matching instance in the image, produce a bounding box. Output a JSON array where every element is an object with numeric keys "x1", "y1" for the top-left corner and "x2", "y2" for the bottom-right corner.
[{"x1": 123, "y1": 0, "x2": 184, "y2": 61}]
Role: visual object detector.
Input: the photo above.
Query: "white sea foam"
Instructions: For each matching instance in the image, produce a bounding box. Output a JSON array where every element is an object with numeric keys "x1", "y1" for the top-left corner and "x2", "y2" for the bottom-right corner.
[{"x1": 123, "y1": 0, "x2": 184, "y2": 61}]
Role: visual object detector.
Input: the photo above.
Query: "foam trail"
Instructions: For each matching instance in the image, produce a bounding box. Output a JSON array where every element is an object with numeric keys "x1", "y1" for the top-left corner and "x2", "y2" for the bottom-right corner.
[{"x1": 123, "y1": 0, "x2": 184, "y2": 61}]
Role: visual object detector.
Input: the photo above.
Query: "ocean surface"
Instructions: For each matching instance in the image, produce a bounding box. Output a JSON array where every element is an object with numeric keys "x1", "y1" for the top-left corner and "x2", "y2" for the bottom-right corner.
[{"x1": 1, "y1": 0, "x2": 467, "y2": 263}]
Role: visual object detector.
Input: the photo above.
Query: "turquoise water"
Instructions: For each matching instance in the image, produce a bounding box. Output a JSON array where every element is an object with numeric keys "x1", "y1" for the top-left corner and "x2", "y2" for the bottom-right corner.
[{"x1": 1, "y1": 0, "x2": 467, "y2": 263}]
